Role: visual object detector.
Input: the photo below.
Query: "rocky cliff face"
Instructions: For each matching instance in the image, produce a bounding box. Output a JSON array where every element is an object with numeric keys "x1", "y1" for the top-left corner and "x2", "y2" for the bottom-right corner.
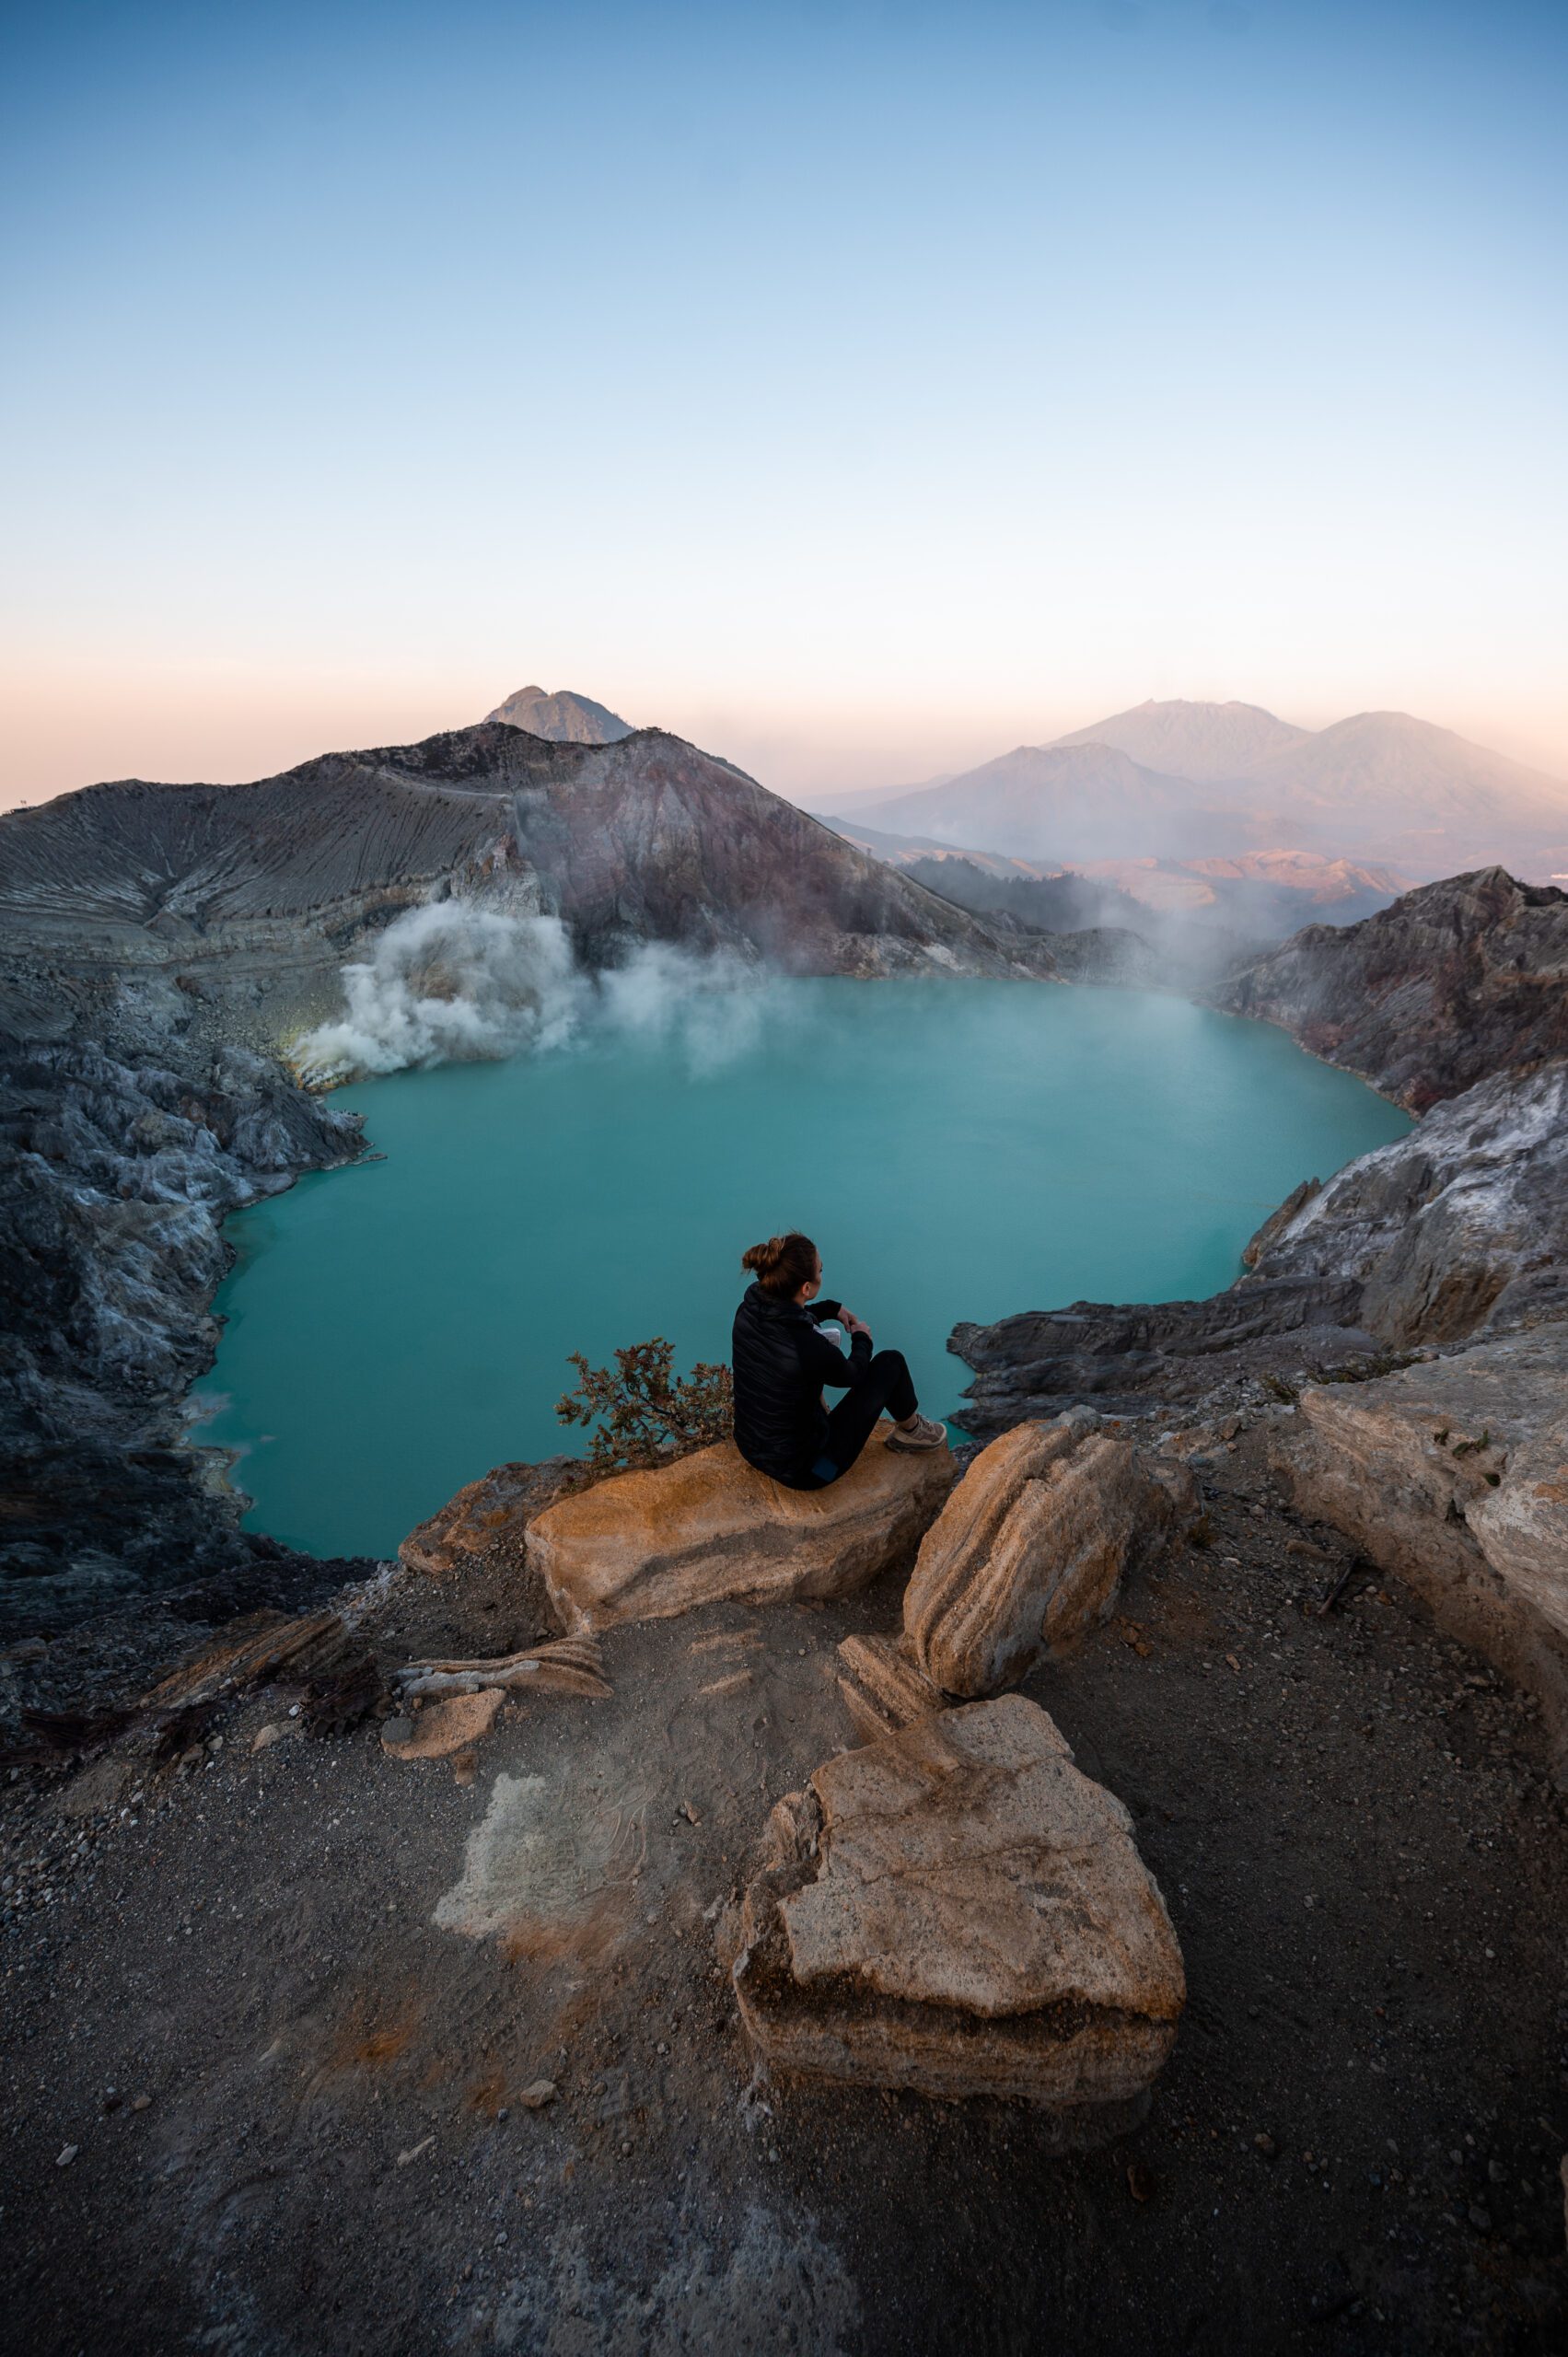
[
  {"x1": 1218, "y1": 867, "x2": 1568, "y2": 1111},
  {"x1": 0, "y1": 1037, "x2": 377, "y2": 1644},
  {"x1": 953, "y1": 1060, "x2": 1568, "y2": 1432}
]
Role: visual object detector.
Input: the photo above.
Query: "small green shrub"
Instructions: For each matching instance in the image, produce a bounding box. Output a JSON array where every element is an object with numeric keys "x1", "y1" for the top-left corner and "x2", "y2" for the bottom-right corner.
[{"x1": 555, "y1": 1338, "x2": 734, "y2": 1480}]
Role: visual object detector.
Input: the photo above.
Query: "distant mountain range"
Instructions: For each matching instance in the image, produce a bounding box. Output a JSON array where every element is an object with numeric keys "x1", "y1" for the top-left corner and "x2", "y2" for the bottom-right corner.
[
  {"x1": 814, "y1": 701, "x2": 1568, "y2": 882},
  {"x1": 484, "y1": 684, "x2": 633, "y2": 743}
]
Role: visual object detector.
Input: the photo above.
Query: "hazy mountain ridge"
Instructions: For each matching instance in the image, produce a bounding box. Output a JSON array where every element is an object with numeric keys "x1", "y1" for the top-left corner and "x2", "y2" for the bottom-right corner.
[
  {"x1": 483, "y1": 683, "x2": 633, "y2": 743},
  {"x1": 819, "y1": 700, "x2": 1568, "y2": 881},
  {"x1": 1048, "y1": 697, "x2": 1312, "y2": 782}
]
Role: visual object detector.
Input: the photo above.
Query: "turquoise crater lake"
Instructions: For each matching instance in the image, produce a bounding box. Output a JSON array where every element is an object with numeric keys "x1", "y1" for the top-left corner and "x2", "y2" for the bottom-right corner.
[{"x1": 195, "y1": 981, "x2": 1411, "y2": 1559}]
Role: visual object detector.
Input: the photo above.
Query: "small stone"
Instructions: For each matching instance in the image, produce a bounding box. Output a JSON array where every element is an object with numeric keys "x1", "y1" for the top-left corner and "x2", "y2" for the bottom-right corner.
[
  {"x1": 251, "y1": 1724, "x2": 284, "y2": 1753},
  {"x1": 518, "y1": 2081, "x2": 557, "y2": 2110},
  {"x1": 131, "y1": 2095, "x2": 151, "y2": 2113},
  {"x1": 1254, "y1": 2132, "x2": 1277, "y2": 2159},
  {"x1": 1468, "y1": 2204, "x2": 1493, "y2": 2234},
  {"x1": 56, "y1": 2145, "x2": 78, "y2": 2167},
  {"x1": 680, "y1": 1801, "x2": 703, "y2": 1825},
  {"x1": 100, "y1": 2089, "x2": 122, "y2": 2113},
  {"x1": 1126, "y1": 2160, "x2": 1155, "y2": 2202}
]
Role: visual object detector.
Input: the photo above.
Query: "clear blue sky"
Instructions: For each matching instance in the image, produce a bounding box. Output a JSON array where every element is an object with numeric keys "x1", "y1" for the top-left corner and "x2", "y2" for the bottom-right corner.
[{"x1": 2, "y1": 0, "x2": 1564, "y2": 803}]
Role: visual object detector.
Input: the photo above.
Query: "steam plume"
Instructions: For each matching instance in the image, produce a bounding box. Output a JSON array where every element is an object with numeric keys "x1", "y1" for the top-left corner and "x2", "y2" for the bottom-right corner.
[{"x1": 295, "y1": 903, "x2": 769, "y2": 1085}]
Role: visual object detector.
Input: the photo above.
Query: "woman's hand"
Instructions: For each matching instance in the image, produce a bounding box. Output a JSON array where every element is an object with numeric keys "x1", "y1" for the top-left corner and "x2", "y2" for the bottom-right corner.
[{"x1": 843, "y1": 1310, "x2": 871, "y2": 1341}]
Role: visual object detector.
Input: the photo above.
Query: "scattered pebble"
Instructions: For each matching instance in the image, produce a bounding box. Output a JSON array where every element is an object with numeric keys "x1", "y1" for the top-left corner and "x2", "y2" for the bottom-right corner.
[
  {"x1": 518, "y1": 2081, "x2": 557, "y2": 2109},
  {"x1": 56, "y1": 2145, "x2": 78, "y2": 2167}
]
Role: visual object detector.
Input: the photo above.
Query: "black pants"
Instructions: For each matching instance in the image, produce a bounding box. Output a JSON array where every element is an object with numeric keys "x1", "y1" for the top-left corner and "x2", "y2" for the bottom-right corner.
[{"x1": 800, "y1": 1349, "x2": 919, "y2": 1488}]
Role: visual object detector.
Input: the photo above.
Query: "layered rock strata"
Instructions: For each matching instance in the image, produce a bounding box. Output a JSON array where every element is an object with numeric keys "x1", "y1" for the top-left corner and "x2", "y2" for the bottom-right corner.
[
  {"x1": 726, "y1": 1694, "x2": 1185, "y2": 2121},
  {"x1": 1272, "y1": 1329, "x2": 1568, "y2": 1752},
  {"x1": 528, "y1": 1426, "x2": 957, "y2": 1631},
  {"x1": 904, "y1": 1417, "x2": 1186, "y2": 1695}
]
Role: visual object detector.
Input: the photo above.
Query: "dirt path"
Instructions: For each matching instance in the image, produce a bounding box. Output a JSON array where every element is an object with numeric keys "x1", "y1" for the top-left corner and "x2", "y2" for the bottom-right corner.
[{"x1": 4, "y1": 1435, "x2": 1566, "y2": 2354}]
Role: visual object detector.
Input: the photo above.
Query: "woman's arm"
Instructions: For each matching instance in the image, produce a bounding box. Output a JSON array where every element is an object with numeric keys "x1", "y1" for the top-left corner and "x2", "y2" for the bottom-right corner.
[{"x1": 800, "y1": 1319, "x2": 874, "y2": 1390}]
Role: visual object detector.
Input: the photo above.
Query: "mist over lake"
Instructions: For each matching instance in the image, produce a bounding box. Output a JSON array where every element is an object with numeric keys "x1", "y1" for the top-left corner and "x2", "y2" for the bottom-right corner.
[{"x1": 195, "y1": 980, "x2": 1410, "y2": 1558}]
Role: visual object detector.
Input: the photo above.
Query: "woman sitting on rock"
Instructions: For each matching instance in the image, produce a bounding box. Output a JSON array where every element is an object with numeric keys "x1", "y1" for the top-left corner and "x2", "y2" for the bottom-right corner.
[{"x1": 731, "y1": 1231, "x2": 947, "y2": 1489}]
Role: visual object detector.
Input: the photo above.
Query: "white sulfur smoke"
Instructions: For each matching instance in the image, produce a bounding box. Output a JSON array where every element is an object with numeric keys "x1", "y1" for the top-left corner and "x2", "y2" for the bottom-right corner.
[
  {"x1": 295, "y1": 902, "x2": 772, "y2": 1085},
  {"x1": 296, "y1": 904, "x2": 587, "y2": 1084},
  {"x1": 597, "y1": 942, "x2": 767, "y2": 1077}
]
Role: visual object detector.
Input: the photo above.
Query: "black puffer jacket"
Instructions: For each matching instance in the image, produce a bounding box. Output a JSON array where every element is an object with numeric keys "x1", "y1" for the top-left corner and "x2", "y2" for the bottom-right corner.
[{"x1": 731, "y1": 1283, "x2": 873, "y2": 1485}]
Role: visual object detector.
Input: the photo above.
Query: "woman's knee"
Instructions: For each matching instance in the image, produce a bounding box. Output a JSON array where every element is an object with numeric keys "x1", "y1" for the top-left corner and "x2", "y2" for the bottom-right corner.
[{"x1": 870, "y1": 1348, "x2": 907, "y2": 1377}]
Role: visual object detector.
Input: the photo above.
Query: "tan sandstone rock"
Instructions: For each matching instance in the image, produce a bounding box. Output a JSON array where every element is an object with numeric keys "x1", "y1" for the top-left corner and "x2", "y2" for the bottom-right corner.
[
  {"x1": 527, "y1": 1426, "x2": 956, "y2": 1631},
  {"x1": 381, "y1": 1689, "x2": 505, "y2": 1760},
  {"x1": 1273, "y1": 1328, "x2": 1568, "y2": 1742},
  {"x1": 903, "y1": 1417, "x2": 1180, "y2": 1697},
  {"x1": 834, "y1": 1633, "x2": 946, "y2": 1742},
  {"x1": 726, "y1": 1694, "x2": 1184, "y2": 2120}
]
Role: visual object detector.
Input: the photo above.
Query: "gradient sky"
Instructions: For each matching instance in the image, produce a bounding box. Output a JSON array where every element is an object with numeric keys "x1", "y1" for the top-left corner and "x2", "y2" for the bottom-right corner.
[{"x1": 2, "y1": 0, "x2": 1564, "y2": 808}]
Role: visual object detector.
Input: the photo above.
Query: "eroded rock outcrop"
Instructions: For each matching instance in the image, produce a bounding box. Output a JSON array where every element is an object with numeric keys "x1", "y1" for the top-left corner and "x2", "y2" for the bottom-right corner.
[
  {"x1": 528, "y1": 1426, "x2": 957, "y2": 1631},
  {"x1": 726, "y1": 1694, "x2": 1185, "y2": 2120},
  {"x1": 399, "y1": 1458, "x2": 576, "y2": 1578},
  {"x1": 904, "y1": 1417, "x2": 1186, "y2": 1695},
  {"x1": 1272, "y1": 1329, "x2": 1568, "y2": 1743},
  {"x1": 1219, "y1": 868, "x2": 1568, "y2": 1111}
]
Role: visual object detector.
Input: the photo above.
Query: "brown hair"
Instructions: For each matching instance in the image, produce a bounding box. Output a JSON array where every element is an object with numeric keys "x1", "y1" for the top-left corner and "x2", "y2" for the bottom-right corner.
[{"x1": 741, "y1": 1231, "x2": 820, "y2": 1299}]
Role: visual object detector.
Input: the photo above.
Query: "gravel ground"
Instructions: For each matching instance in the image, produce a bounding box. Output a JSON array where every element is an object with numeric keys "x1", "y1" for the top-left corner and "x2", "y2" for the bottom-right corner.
[{"x1": 3, "y1": 1430, "x2": 1566, "y2": 2355}]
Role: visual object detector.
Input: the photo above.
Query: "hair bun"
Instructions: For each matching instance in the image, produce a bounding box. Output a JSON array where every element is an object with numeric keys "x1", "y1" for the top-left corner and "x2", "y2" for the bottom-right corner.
[{"x1": 741, "y1": 1231, "x2": 819, "y2": 1297}]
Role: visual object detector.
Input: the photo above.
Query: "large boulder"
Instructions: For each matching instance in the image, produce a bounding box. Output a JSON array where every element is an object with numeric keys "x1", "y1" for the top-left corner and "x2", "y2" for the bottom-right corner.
[
  {"x1": 528, "y1": 1426, "x2": 956, "y2": 1631},
  {"x1": 903, "y1": 1416, "x2": 1184, "y2": 1696},
  {"x1": 1273, "y1": 1328, "x2": 1568, "y2": 1747},
  {"x1": 726, "y1": 1694, "x2": 1185, "y2": 2124}
]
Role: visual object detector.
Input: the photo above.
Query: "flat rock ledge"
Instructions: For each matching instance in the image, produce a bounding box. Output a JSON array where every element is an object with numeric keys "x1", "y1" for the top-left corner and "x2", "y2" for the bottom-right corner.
[
  {"x1": 528, "y1": 1427, "x2": 957, "y2": 1631},
  {"x1": 1272, "y1": 1325, "x2": 1568, "y2": 1754},
  {"x1": 725, "y1": 1694, "x2": 1185, "y2": 2130},
  {"x1": 904, "y1": 1415, "x2": 1191, "y2": 1696}
]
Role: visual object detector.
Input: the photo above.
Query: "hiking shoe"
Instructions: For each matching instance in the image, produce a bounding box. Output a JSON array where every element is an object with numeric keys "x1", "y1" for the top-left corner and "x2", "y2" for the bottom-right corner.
[{"x1": 886, "y1": 1414, "x2": 947, "y2": 1452}]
